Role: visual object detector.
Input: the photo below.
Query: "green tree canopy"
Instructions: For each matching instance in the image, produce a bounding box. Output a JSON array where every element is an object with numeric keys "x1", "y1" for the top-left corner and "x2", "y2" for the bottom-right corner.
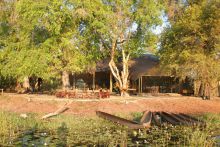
[
  {"x1": 76, "y1": 0, "x2": 163, "y2": 96},
  {"x1": 0, "y1": 0, "x2": 99, "y2": 90},
  {"x1": 159, "y1": 0, "x2": 220, "y2": 97}
]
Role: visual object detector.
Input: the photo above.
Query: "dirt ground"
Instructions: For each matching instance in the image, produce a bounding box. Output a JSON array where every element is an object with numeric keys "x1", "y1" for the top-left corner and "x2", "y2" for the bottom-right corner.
[{"x1": 1, "y1": 93, "x2": 220, "y2": 116}]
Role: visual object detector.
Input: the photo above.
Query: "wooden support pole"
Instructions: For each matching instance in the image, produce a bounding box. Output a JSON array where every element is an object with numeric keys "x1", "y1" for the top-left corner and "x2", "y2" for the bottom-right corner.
[
  {"x1": 218, "y1": 81, "x2": 220, "y2": 97},
  {"x1": 178, "y1": 79, "x2": 182, "y2": 94},
  {"x1": 138, "y1": 78, "x2": 141, "y2": 93},
  {"x1": 141, "y1": 76, "x2": 143, "y2": 93},
  {"x1": 93, "y1": 72, "x2": 95, "y2": 90},
  {"x1": 110, "y1": 72, "x2": 112, "y2": 93},
  {"x1": 73, "y1": 73, "x2": 76, "y2": 89}
]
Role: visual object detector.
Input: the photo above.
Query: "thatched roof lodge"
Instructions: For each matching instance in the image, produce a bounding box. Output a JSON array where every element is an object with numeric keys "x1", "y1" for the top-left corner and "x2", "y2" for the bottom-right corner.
[
  {"x1": 71, "y1": 54, "x2": 192, "y2": 95},
  {"x1": 95, "y1": 54, "x2": 161, "y2": 78}
]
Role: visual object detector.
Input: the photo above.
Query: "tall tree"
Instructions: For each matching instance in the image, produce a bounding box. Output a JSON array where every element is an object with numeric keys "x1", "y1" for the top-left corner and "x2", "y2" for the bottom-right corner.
[
  {"x1": 0, "y1": 0, "x2": 93, "y2": 90},
  {"x1": 78, "y1": 0, "x2": 163, "y2": 96},
  {"x1": 159, "y1": 0, "x2": 220, "y2": 98},
  {"x1": 0, "y1": 0, "x2": 52, "y2": 90}
]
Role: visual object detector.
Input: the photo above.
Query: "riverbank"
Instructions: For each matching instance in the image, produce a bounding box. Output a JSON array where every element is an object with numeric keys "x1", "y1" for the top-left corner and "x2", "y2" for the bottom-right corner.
[{"x1": 1, "y1": 93, "x2": 220, "y2": 116}]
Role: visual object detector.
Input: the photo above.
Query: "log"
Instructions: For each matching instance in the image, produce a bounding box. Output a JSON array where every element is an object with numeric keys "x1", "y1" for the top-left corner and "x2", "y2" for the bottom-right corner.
[
  {"x1": 178, "y1": 113, "x2": 205, "y2": 126},
  {"x1": 96, "y1": 111, "x2": 150, "y2": 129},
  {"x1": 140, "y1": 111, "x2": 152, "y2": 127},
  {"x1": 161, "y1": 112, "x2": 185, "y2": 125},
  {"x1": 41, "y1": 103, "x2": 70, "y2": 119},
  {"x1": 97, "y1": 111, "x2": 205, "y2": 129},
  {"x1": 159, "y1": 112, "x2": 181, "y2": 125},
  {"x1": 152, "y1": 112, "x2": 162, "y2": 126},
  {"x1": 168, "y1": 113, "x2": 192, "y2": 125}
]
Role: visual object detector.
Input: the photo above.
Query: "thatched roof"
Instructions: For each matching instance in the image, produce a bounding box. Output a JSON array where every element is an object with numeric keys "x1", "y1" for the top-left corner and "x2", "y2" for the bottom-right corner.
[
  {"x1": 96, "y1": 58, "x2": 111, "y2": 72},
  {"x1": 129, "y1": 54, "x2": 162, "y2": 80},
  {"x1": 96, "y1": 54, "x2": 164, "y2": 80}
]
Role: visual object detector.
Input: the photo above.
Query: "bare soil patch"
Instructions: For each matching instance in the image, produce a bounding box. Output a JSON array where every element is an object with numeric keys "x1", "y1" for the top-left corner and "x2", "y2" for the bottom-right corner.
[{"x1": 0, "y1": 93, "x2": 220, "y2": 116}]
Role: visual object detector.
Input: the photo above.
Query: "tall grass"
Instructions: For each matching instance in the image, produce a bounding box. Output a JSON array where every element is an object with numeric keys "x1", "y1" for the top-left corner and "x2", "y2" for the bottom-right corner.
[
  {"x1": 189, "y1": 113, "x2": 220, "y2": 146},
  {"x1": 0, "y1": 111, "x2": 127, "y2": 146},
  {"x1": 0, "y1": 111, "x2": 219, "y2": 146}
]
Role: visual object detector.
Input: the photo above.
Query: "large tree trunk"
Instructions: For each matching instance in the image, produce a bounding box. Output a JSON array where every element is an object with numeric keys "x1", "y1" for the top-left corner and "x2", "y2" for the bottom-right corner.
[
  {"x1": 204, "y1": 82, "x2": 210, "y2": 99},
  {"x1": 109, "y1": 49, "x2": 130, "y2": 97},
  {"x1": 23, "y1": 77, "x2": 30, "y2": 92},
  {"x1": 194, "y1": 80, "x2": 202, "y2": 96},
  {"x1": 62, "y1": 71, "x2": 70, "y2": 90},
  {"x1": 198, "y1": 81, "x2": 211, "y2": 99},
  {"x1": 198, "y1": 82, "x2": 205, "y2": 97}
]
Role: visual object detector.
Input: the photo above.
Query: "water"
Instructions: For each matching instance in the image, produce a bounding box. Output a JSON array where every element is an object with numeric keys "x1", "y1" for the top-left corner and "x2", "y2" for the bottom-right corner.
[
  {"x1": 8, "y1": 125, "x2": 185, "y2": 146},
  {"x1": 5, "y1": 123, "x2": 218, "y2": 146}
]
